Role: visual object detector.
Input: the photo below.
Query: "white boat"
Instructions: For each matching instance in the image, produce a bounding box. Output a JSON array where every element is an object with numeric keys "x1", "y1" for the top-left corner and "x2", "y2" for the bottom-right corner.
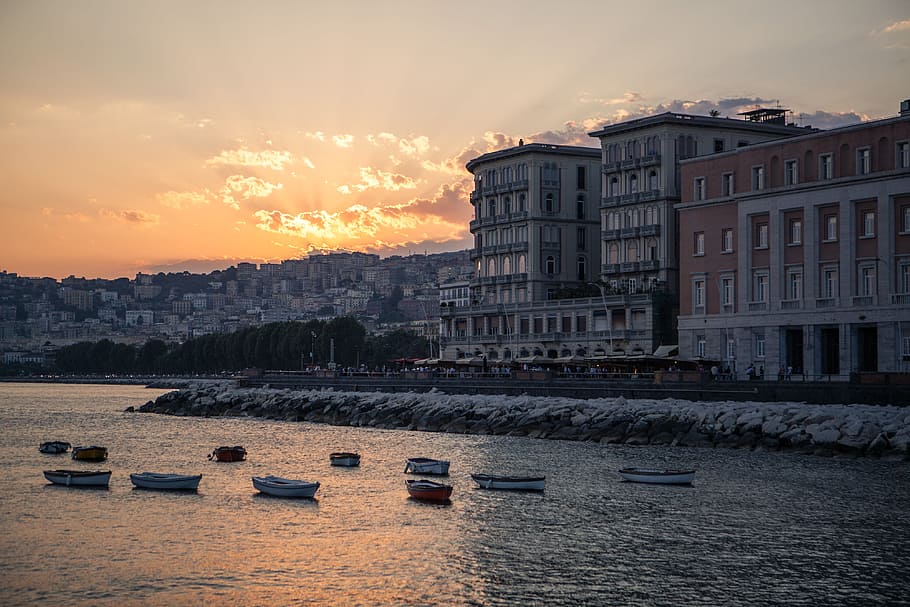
[
  {"x1": 619, "y1": 468, "x2": 696, "y2": 485},
  {"x1": 43, "y1": 469, "x2": 111, "y2": 487},
  {"x1": 252, "y1": 475, "x2": 320, "y2": 498},
  {"x1": 130, "y1": 472, "x2": 202, "y2": 491},
  {"x1": 470, "y1": 473, "x2": 546, "y2": 491},
  {"x1": 404, "y1": 457, "x2": 450, "y2": 475}
]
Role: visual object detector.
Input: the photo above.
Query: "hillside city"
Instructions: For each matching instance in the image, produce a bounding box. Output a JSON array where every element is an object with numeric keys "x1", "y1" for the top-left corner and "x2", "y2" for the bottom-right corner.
[{"x1": 0, "y1": 250, "x2": 471, "y2": 366}]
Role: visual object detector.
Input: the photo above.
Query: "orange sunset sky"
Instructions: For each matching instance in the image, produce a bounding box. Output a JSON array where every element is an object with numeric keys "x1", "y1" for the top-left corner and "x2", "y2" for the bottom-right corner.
[{"x1": 1, "y1": 0, "x2": 908, "y2": 279}]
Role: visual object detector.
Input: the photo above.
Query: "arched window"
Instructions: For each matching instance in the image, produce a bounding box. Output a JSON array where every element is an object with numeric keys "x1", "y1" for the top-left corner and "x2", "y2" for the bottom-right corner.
[
  {"x1": 627, "y1": 241, "x2": 639, "y2": 261},
  {"x1": 649, "y1": 170, "x2": 658, "y2": 191},
  {"x1": 503, "y1": 256, "x2": 511, "y2": 275},
  {"x1": 487, "y1": 258, "x2": 496, "y2": 276},
  {"x1": 610, "y1": 177, "x2": 619, "y2": 196},
  {"x1": 503, "y1": 196, "x2": 511, "y2": 215},
  {"x1": 646, "y1": 238, "x2": 658, "y2": 260},
  {"x1": 518, "y1": 254, "x2": 526, "y2": 273},
  {"x1": 629, "y1": 174, "x2": 638, "y2": 193},
  {"x1": 608, "y1": 243, "x2": 619, "y2": 264},
  {"x1": 545, "y1": 255, "x2": 556, "y2": 274}
]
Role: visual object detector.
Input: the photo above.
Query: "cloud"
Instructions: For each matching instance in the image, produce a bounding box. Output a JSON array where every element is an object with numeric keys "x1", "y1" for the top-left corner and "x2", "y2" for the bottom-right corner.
[
  {"x1": 253, "y1": 180, "x2": 472, "y2": 252},
  {"x1": 304, "y1": 131, "x2": 326, "y2": 142},
  {"x1": 336, "y1": 167, "x2": 419, "y2": 194},
  {"x1": 156, "y1": 190, "x2": 210, "y2": 210},
  {"x1": 220, "y1": 175, "x2": 283, "y2": 209},
  {"x1": 578, "y1": 91, "x2": 642, "y2": 106},
  {"x1": 99, "y1": 208, "x2": 160, "y2": 225},
  {"x1": 367, "y1": 132, "x2": 432, "y2": 157},
  {"x1": 332, "y1": 134, "x2": 354, "y2": 148},
  {"x1": 882, "y1": 19, "x2": 910, "y2": 33},
  {"x1": 206, "y1": 147, "x2": 294, "y2": 171}
]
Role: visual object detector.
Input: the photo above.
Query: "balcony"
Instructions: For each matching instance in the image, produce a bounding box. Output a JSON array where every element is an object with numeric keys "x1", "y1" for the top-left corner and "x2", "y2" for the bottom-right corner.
[
  {"x1": 748, "y1": 302, "x2": 768, "y2": 312},
  {"x1": 816, "y1": 297, "x2": 837, "y2": 308},
  {"x1": 639, "y1": 259, "x2": 659, "y2": 271},
  {"x1": 600, "y1": 190, "x2": 661, "y2": 208},
  {"x1": 620, "y1": 227, "x2": 640, "y2": 238},
  {"x1": 893, "y1": 293, "x2": 910, "y2": 305},
  {"x1": 601, "y1": 229, "x2": 621, "y2": 240},
  {"x1": 620, "y1": 262, "x2": 640, "y2": 273},
  {"x1": 470, "y1": 191, "x2": 482, "y2": 203},
  {"x1": 780, "y1": 300, "x2": 802, "y2": 310},
  {"x1": 852, "y1": 295, "x2": 875, "y2": 306},
  {"x1": 601, "y1": 263, "x2": 621, "y2": 275},
  {"x1": 639, "y1": 224, "x2": 661, "y2": 237}
]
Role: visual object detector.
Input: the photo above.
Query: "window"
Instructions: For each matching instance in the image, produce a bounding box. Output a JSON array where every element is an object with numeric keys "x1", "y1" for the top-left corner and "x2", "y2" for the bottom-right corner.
[
  {"x1": 694, "y1": 177, "x2": 706, "y2": 201},
  {"x1": 648, "y1": 170, "x2": 658, "y2": 191},
  {"x1": 576, "y1": 256, "x2": 587, "y2": 281},
  {"x1": 902, "y1": 205, "x2": 910, "y2": 233},
  {"x1": 577, "y1": 166, "x2": 586, "y2": 190},
  {"x1": 545, "y1": 255, "x2": 556, "y2": 274},
  {"x1": 819, "y1": 154, "x2": 833, "y2": 180},
  {"x1": 825, "y1": 214, "x2": 838, "y2": 241},
  {"x1": 487, "y1": 199, "x2": 496, "y2": 217},
  {"x1": 752, "y1": 166, "x2": 765, "y2": 190},
  {"x1": 714, "y1": 138, "x2": 724, "y2": 153},
  {"x1": 784, "y1": 159, "x2": 798, "y2": 185},
  {"x1": 577, "y1": 227, "x2": 586, "y2": 250},
  {"x1": 857, "y1": 148, "x2": 871, "y2": 175},
  {"x1": 898, "y1": 142, "x2": 910, "y2": 169},
  {"x1": 788, "y1": 270, "x2": 803, "y2": 300},
  {"x1": 755, "y1": 335, "x2": 766, "y2": 359},
  {"x1": 721, "y1": 277, "x2": 734, "y2": 307},
  {"x1": 518, "y1": 193, "x2": 526, "y2": 211},
  {"x1": 576, "y1": 195, "x2": 586, "y2": 220},
  {"x1": 901, "y1": 263, "x2": 910, "y2": 294},
  {"x1": 862, "y1": 210, "x2": 875, "y2": 237},
  {"x1": 861, "y1": 266, "x2": 876, "y2": 296},
  {"x1": 726, "y1": 339, "x2": 736, "y2": 361},
  {"x1": 694, "y1": 232, "x2": 705, "y2": 256},
  {"x1": 789, "y1": 219, "x2": 802, "y2": 245},
  {"x1": 487, "y1": 258, "x2": 496, "y2": 277},
  {"x1": 754, "y1": 273, "x2": 768, "y2": 302},
  {"x1": 544, "y1": 193, "x2": 555, "y2": 214},
  {"x1": 823, "y1": 267, "x2": 839, "y2": 298},
  {"x1": 756, "y1": 223, "x2": 768, "y2": 249},
  {"x1": 694, "y1": 279, "x2": 705, "y2": 309},
  {"x1": 629, "y1": 174, "x2": 639, "y2": 193},
  {"x1": 903, "y1": 335, "x2": 910, "y2": 358},
  {"x1": 722, "y1": 173, "x2": 734, "y2": 196},
  {"x1": 609, "y1": 177, "x2": 619, "y2": 196},
  {"x1": 722, "y1": 228, "x2": 734, "y2": 253},
  {"x1": 696, "y1": 336, "x2": 706, "y2": 358}
]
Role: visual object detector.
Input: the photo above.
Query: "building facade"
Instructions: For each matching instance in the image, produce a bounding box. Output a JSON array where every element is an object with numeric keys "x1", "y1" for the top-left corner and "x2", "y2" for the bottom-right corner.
[
  {"x1": 588, "y1": 111, "x2": 811, "y2": 353},
  {"x1": 677, "y1": 108, "x2": 910, "y2": 378},
  {"x1": 439, "y1": 143, "x2": 606, "y2": 362}
]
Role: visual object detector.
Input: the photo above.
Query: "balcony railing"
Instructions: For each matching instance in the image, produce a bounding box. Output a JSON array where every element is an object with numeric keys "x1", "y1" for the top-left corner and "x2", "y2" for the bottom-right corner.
[
  {"x1": 852, "y1": 295, "x2": 875, "y2": 306},
  {"x1": 602, "y1": 229, "x2": 621, "y2": 240},
  {"x1": 639, "y1": 259, "x2": 659, "y2": 271},
  {"x1": 620, "y1": 262, "x2": 640, "y2": 273},
  {"x1": 748, "y1": 302, "x2": 768, "y2": 311},
  {"x1": 892, "y1": 293, "x2": 910, "y2": 305},
  {"x1": 815, "y1": 297, "x2": 837, "y2": 308},
  {"x1": 601, "y1": 263, "x2": 621, "y2": 275},
  {"x1": 780, "y1": 300, "x2": 802, "y2": 310},
  {"x1": 639, "y1": 224, "x2": 661, "y2": 237},
  {"x1": 620, "y1": 227, "x2": 640, "y2": 238}
]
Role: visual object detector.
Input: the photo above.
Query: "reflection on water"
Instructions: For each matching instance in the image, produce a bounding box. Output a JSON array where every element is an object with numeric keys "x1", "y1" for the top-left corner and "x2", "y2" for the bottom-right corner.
[{"x1": 1, "y1": 382, "x2": 909, "y2": 606}]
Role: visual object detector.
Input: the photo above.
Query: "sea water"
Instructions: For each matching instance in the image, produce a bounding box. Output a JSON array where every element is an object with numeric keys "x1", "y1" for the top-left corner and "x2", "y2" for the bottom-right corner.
[{"x1": 1, "y1": 382, "x2": 908, "y2": 606}]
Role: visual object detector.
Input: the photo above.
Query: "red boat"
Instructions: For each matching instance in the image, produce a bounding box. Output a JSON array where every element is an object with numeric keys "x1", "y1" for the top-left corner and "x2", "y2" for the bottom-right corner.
[
  {"x1": 405, "y1": 479, "x2": 453, "y2": 502},
  {"x1": 208, "y1": 446, "x2": 246, "y2": 462}
]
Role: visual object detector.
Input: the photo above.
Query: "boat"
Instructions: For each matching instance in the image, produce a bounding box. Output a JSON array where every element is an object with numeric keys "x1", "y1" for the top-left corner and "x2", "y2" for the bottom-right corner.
[
  {"x1": 252, "y1": 475, "x2": 320, "y2": 498},
  {"x1": 43, "y1": 469, "x2": 111, "y2": 487},
  {"x1": 330, "y1": 452, "x2": 361, "y2": 467},
  {"x1": 208, "y1": 446, "x2": 246, "y2": 462},
  {"x1": 405, "y1": 479, "x2": 453, "y2": 502},
  {"x1": 404, "y1": 457, "x2": 450, "y2": 475},
  {"x1": 470, "y1": 473, "x2": 546, "y2": 491},
  {"x1": 619, "y1": 468, "x2": 696, "y2": 485},
  {"x1": 39, "y1": 441, "x2": 71, "y2": 454},
  {"x1": 129, "y1": 472, "x2": 202, "y2": 491},
  {"x1": 71, "y1": 446, "x2": 108, "y2": 461}
]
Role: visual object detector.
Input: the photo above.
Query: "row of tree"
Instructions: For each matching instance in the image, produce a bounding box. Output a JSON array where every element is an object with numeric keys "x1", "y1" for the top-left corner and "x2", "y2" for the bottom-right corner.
[{"x1": 48, "y1": 319, "x2": 433, "y2": 375}]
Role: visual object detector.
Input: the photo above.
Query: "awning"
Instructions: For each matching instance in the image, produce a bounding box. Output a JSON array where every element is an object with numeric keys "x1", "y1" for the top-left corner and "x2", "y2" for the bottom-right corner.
[{"x1": 652, "y1": 344, "x2": 679, "y2": 358}]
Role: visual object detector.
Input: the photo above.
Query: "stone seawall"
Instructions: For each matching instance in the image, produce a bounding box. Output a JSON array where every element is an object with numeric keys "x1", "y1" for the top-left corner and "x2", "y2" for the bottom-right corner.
[{"x1": 138, "y1": 385, "x2": 910, "y2": 459}]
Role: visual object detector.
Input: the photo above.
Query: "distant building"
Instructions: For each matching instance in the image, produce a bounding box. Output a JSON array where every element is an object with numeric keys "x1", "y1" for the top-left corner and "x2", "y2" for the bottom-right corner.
[{"x1": 676, "y1": 103, "x2": 910, "y2": 378}]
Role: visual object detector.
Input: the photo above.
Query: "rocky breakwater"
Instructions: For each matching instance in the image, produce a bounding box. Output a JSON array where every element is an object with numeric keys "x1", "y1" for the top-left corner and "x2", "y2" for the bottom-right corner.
[{"x1": 139, "y1": 386, "x2": 910, "y2": 459}]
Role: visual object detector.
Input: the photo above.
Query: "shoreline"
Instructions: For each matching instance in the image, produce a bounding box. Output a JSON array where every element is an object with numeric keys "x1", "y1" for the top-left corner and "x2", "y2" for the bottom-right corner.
[{"x1": 137, "y1": 384, "x2": 910, "y2": 460}]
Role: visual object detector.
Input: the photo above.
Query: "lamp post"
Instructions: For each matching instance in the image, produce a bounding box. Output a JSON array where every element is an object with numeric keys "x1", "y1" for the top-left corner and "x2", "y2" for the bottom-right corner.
[
  {"x1": 588, "y1": 282, "x2": 614, "y2": 352},
  {"x1": 310, "y1": 331, "x2": 316, "y2": 367}
]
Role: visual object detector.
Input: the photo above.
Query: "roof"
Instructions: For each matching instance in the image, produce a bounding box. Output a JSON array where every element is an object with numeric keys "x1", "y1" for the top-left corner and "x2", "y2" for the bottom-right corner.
[
  {"x1": 587, "y1": 111, "x2": 810, "y2": 139},
  {"x1": 466, "y1": 143, "x2": 600, "y2": 173}
]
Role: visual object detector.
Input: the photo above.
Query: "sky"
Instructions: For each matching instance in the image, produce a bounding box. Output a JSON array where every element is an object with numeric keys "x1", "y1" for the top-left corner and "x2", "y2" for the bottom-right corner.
[{"x1": 1, "y1": 0, "x2": 908, "y2": 280}]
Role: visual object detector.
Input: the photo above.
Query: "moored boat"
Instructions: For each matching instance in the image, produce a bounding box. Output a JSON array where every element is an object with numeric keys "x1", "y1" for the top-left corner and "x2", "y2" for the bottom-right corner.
[
  {"x1": 619, "y1": 468, "x2": 696, "y2": 485},
  {"x1": 39, "y1": 441, "x2": 71, "y2": 454},
  {"x1": 130, "y1": 472, "x2": 202, "y2": 491},
  {"x1": 252, "y1": 475, "x2": 319, "y2": 498},
  {"x1": 43, "y1": 469, "x2": 111, "y2": 487},
  {"x1": 405, "y1": 479, "x2": 453, "y2": 502},
  {"x1": 470, "y1": 473, "x2": 546, "y2": 491},
  {"x1": 404, "y1": 457, "x2": 450, "y2": 475},
  {"x1": 330, "y1": 452, "x2": 361, "y2": 467},
  {"x1": 71, "y1": 446, "x2": 108, "y2": 461},
  {"x1": 209, "y1": 446, "x2": 246, "y2": 462}
]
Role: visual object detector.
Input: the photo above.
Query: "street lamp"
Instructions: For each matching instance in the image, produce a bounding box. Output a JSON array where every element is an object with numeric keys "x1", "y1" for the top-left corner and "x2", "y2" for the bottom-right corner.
[
  {"x1": 310, "y1": 331, "x2": 316, "y2": 367},
  {"x1": 588, "y1": 282, "x2": 614, "y2": 352}
]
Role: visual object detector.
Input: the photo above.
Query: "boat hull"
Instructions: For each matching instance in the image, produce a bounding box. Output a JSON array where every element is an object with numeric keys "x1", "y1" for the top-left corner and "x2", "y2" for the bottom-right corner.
[
  {"x1": 404, "y1": 458, "x2": 450, "y2": 475},
  {"x1": 252, "y1": 476, "x2": 319, "y2": 498},
  {"x1": 619, "y1": 468, "x2": 696, "y2": 485},
  {"x1": 71, "y1": 446, "x2": 107, "y2": 461},
  {"x1": 44, "y1": 470, "x2": 111, "y2": 487},
  {"x1": 471, "y1": 474, "x2": 546, "y2": 491},
  {"x1": 406, "y1": 479, "x2": 453, "y2": 502},
  {"x1": 209, "y1": 446, "x2": 246, "y2": 462},
  {"x1": 39, "y1": 441, "x2": 71, "y2": 454},
  {"x1": 130, "y1": 472, "x2": 202, "y2": 490},
  {"x1": 330, "y1": 452, "x2": 361, "y2": 467}
]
